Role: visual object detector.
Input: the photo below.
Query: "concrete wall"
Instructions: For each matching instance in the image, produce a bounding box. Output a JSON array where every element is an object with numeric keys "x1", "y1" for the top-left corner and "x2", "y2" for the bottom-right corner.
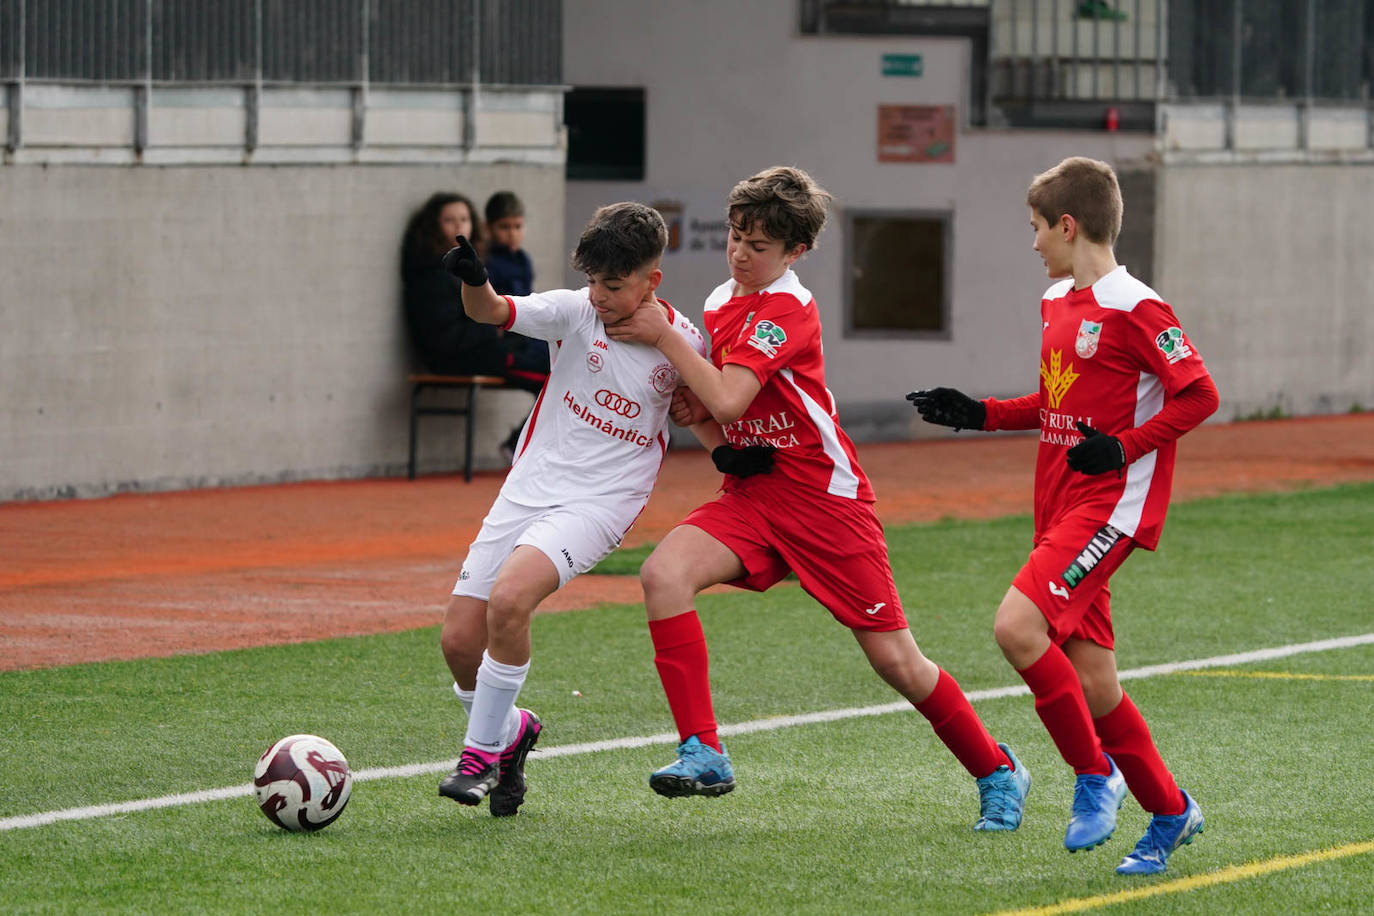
[
  {"x1": 563, "y1": 0, "x2": 1373, "y2": 436},
  {"x1": 1154, "y1": 164, "x2": 1374, "y2": 418},
  {"x1": 562, "y1": 0, "x2": 1155, "y2": 442},
  {"x1": 0, "y1": 162, "x2": 565, "y2": 500},
  {"x1": 7, "y1": 4, "x2": 1368, "y2": 501}
]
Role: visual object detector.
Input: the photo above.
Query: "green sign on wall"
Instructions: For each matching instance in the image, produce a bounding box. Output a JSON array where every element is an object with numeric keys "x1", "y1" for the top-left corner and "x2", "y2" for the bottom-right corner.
[{"x1": 881, "y1": 53, "x2": 923, "y2": 77}]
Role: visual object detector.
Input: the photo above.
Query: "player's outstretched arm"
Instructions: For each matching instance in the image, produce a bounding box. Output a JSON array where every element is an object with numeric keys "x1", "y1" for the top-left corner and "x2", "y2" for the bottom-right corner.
[
  {"x1": 606, "y1": 307, "x2": 760, "y2": 423},
  {"x1": 443, "y1": 235, "x2": 510, "y2": 326},
  {"x1": 675, "y1": 392, "x2": 775, "y2": 476},
  {"x1": 690, "y1": 418, "x2": 727, "y2": 451},
  {"x1": 906, "y1": 387, "x2": 987, "y2": 432}
]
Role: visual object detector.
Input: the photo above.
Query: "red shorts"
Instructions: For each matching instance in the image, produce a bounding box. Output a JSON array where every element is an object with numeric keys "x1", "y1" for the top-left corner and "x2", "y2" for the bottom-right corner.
[
  {"x1": 1011, "y1": 514, "x2": 1136, "y2": 649},
  {"x1": 681, "y1": 473, "x2": 907, "y2": 632}
]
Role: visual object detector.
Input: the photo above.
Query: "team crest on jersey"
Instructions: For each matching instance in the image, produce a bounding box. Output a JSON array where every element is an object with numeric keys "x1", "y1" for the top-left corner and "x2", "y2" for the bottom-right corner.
[
  {"x1": 1075, "y1": 319, "x2": 1102, "y2": 358},
  {"x1": 1155, "y1": 326, "x2": 1193, "y2": 364},
  {"x1": 650, "y1": 362, "x2": 677, "y2": 394},
  {"x1": 586, "y1": 351, "x2": 604, "y2": 373},
  {"x1": 1040, "y1": 348, "x2": 1079, "y2": 409},
  {"x1": 746, "y1": 320, "x2": 787, "y2": 359}
]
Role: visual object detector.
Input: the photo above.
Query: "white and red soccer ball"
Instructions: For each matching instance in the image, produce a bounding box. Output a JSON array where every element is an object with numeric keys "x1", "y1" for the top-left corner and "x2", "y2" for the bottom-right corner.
[{"x1": 253, "y1": 734, "x2": 352, "y2": 832}]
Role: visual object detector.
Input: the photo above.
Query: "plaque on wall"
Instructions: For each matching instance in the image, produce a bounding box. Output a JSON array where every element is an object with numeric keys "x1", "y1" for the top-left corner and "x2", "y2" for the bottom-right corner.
[{"x1": 877, "y1": 105, "x2": 955, "y2": 163}]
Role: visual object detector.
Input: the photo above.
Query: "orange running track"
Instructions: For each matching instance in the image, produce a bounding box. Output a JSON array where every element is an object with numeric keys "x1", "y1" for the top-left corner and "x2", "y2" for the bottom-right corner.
[{"x1": 3, "y1": 415, "x2": 1372, "y2": 671}]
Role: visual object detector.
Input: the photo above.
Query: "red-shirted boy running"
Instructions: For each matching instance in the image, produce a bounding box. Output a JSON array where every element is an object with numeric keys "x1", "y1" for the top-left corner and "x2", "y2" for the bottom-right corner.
[
  {"x1": 606, "y1": 166, "x2": 1030, "y2": 831},
  {"x1": 910, "y1": 156, "x2": 1219, "y2": 874}
]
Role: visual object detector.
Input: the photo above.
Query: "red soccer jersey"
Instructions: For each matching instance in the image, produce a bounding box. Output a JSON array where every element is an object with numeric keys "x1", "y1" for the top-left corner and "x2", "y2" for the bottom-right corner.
[
  {"x1": 702, "y1": 270, "x2": 875, "y2": 501},
  {"x1": 1012, "y1": 266, "x2": 1210, "y2": 549}
]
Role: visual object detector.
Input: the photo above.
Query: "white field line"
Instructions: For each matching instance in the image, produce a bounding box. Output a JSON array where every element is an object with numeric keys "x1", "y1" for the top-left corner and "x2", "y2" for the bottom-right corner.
[{"x1": 3, "y1": 631, "x2": 1372, "y2": 833}]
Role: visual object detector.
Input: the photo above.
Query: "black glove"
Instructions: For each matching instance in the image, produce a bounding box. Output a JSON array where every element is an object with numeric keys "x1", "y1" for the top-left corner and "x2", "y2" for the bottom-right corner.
[
  {"x1": 711, "y1": 444, "x2": 776, "y2": 478},
  {"x1": 441, "y1": 235, "x2": 489, "y2": 286},
  {"x1": 905, "y1": 388, "x2": 986, "y2": 432},
  {"x1": 1066, "y1": 421, "x2": 1126, "y2": 475}
]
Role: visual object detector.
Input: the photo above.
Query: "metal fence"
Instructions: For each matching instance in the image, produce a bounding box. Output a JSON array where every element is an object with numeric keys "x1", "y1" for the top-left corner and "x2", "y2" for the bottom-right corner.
[
  {"x1": 989, "y1": 0, "x2": 1166, "y2": 104},
  {"x1": 804, "y1": 0, "x2": 1372, "y2": 104},
  {"x1": 1169, "y1": 0, "x2": 1369, "y2": 101},
  {"x1": 0, "y1": 0, "x2": 561, "y2": 86}
]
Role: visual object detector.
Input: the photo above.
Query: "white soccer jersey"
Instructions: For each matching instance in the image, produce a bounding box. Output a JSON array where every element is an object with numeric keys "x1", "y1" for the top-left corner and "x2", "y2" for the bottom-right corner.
[{"x1": 497, "y1": 287, "x2": 706, "y2": 508}]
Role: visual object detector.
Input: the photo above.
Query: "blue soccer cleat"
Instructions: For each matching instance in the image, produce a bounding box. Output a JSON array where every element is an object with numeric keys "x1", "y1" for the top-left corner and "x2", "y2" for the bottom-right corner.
[
  {"x1": 974, "y1": 742, "x2": 1031, "y2": 831},
  {"x1": 1116, "y1": 789, "x2": 1204, "y2": 875},
  {"x1": 1064, "y1": 754, "x2": 1128, "y2": 851},
  {"x1": 649, "y1": 735, "x2": 736, "y2": 798}
]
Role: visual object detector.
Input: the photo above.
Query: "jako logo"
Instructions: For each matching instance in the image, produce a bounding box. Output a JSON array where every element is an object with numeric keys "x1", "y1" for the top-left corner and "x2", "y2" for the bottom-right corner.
[{"x1": 595, "y1": 389, "x2": 642, "y2": 418}]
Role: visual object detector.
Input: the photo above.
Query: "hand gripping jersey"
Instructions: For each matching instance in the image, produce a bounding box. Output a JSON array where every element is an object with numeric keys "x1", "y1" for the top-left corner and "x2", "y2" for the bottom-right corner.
[
  {"x1": 498, "y1": 289, "x2": 706, "y2": 508},
  {"x1": 702, "y1": 269, "x2": 874, "y2": 501},
  {"x1": 1030, "y1": 266, "x2": 1209, "y2": 549}
]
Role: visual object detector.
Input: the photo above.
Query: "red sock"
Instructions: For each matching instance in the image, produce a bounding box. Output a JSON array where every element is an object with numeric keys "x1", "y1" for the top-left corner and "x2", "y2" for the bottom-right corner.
[
  {"x1": 1018, "y1": 645, "x2": 1110, "y2": 776},
  {"x1": 1094, "y1": 693, "x2": 1186, "y2": 815},
  {"x1": 913, "y1": 668, "x2": 1009, "y2": 778},
  {"x1": 648, "y1": 611, "x2": 720, "y2": 751}
]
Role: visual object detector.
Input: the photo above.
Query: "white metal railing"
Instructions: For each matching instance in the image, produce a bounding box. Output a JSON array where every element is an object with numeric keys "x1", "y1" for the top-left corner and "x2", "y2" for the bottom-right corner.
[{"x1": 989, "y1": 0, "x2": 1166, "y2": 102}]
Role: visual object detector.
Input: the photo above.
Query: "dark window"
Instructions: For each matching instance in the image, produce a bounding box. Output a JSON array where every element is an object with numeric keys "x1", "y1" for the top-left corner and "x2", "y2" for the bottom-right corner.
[
  {"x1": 845, "y1": 211, "x2": 951, "y2": 337},
  {"x1": 564, "y1": 86, "x2": 645, "y2": 182}
]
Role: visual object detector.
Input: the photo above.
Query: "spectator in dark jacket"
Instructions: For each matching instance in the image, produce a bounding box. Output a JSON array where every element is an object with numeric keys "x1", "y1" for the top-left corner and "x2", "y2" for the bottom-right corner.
[
  {"x1": 401, "y1": 191, "x2": 546, "y2": 388},
  {"x1": 483, "y1": 190, "x2": 535, "y2": 297},
  {"x1": 401, "y1": 191, "x2": 550, "y2": 460}
]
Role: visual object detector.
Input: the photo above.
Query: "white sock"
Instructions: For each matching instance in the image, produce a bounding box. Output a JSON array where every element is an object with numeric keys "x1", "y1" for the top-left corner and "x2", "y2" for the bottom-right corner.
[
  {"x1": 452, "y1": 682, "x2": 475, "y2": 714},
  {"x1": 455, "y1": 681, "x2": 520, "y2": 748},
  {"x1": 464, "y1": 651, "x2": 529, "y2": 754}
]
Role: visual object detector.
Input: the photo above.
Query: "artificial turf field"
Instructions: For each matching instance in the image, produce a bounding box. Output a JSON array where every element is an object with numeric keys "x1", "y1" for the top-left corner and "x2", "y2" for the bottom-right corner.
[{"x1": 3, "y1": 483, "x2": 1372, "y2": 914}]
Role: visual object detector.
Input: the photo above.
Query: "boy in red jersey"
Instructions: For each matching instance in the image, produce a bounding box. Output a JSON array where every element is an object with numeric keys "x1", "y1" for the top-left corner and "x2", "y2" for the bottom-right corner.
[
  {"x1": 910, "y1": 156, "x2": 1218, "y2": 874},
  {"x1": 606, "y1": 166, "x2": 1030, "y2": 831}
]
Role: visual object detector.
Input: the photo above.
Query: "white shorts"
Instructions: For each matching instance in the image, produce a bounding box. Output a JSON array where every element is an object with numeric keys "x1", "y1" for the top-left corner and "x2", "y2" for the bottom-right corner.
[{"x1": 451, "y1": 493, "x2": 645, "y2": 599}]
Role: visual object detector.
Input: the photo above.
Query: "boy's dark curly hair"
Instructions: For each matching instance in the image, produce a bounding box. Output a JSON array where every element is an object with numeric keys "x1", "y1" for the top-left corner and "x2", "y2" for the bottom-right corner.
[{"x1": 571, "y1": 202, "x2": 668, "y2": 277}]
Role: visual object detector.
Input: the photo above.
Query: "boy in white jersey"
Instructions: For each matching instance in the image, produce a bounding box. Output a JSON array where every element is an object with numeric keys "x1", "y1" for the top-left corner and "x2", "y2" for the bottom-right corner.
[
  {"x1": 607, "y1": 166, "x2": 1030, "y2": 832},
  {"x1": 910, "y1": 156, "x2": 1219, "y2": 874},
  {"x1": 436, "y1": 202, "x2": 706, "y2": 814}
]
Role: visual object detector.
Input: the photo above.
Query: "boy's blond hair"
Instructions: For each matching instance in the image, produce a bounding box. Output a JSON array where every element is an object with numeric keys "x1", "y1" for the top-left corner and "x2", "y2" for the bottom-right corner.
[
  {"x1": 726, "y1": 166, "x2": 833, "y2": 252},
  {"x1": 1026, "y1": 156, "x2": 1123, "y2": 246}
]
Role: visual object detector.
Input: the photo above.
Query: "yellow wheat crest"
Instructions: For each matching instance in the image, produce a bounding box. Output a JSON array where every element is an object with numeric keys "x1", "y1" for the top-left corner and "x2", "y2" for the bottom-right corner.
[{"x1": 1040, "y1": 348, "x2": 1079, "y2": 409}]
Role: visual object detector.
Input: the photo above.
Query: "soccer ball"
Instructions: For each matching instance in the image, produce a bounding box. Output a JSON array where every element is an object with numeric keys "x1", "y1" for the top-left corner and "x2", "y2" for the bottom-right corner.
[{"x1": 252, "y1": 734, "x2": 353, "y2": 832}]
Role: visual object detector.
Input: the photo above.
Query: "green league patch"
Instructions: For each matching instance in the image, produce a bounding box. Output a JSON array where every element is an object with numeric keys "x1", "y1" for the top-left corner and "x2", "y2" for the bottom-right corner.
[
  {"x1": 1154, "y1": 326, "x2": 1194, "y2": 364},
  {"x1": 746, "y1": 319, "x2": 787, "y2": 358}
]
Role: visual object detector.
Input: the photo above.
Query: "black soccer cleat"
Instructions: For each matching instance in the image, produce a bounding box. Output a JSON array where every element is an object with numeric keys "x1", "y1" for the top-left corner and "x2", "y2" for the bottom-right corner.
[
  {"x1": 490, "y1": 709, "x2": 542, "y2": 817},
  {"x1": 439, "y1": 747, "x2": 500, "y2": 806}
]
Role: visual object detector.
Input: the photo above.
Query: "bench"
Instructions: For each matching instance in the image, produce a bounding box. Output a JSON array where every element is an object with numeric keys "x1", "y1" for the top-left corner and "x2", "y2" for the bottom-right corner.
[{"x1": 407, "y1": 373, "x2": 509, "y2": 481}]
